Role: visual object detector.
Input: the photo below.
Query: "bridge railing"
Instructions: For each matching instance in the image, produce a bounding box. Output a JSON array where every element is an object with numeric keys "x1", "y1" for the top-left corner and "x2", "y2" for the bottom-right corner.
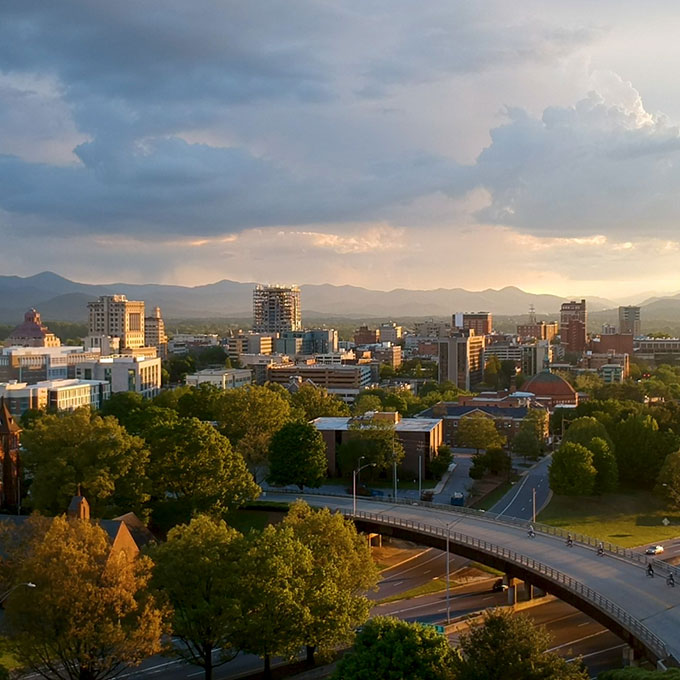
[
  {"x1": 268, "y1": 488, "x2": 679, "y2": 577},
  {"x1": 347, "y1": 508, "x2": 669, "y2": 662}
]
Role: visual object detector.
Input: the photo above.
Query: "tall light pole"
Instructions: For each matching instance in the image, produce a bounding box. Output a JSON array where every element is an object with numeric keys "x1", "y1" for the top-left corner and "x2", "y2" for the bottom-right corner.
[
  {"x1": 418, "y1": 454, "x2": 422, "y2": 498},
  {"x1": 444, "y1": 521, "x2": 454, "y2": 623},
  {"x1": 0, "y1": 582, "x2": 36, "y2": 604},
  {"x1": 532, "y1": 486, "x2": 536, "y2": 524},
  {"x1": 353, "y1": 462, "x2": 377, "y2": 515}
]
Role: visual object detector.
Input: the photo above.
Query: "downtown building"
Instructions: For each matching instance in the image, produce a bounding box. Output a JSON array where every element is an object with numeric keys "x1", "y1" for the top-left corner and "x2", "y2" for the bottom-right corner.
[
  {"x1": 437, "y1": 330, "x2": 485, "y2": 390},
  {"x1": 252, "y1": 285, "x2": 302, "y2": 333},
  {"x1": 453, "y1": 312, "x2": 492, "y2": 336},
  {"x1": 87, "y1": 295, "x2": 146, "y2": 350},
  {"x1": 618, "y1": 306, "x2": 641, "y2": 336},
  {"x1": 560, "y1": 299, "x2": 587, "y2": 353}
]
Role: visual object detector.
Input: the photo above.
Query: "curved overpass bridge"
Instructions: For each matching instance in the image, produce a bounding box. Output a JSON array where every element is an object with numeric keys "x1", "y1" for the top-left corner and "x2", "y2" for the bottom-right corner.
[{"x1": 265, "y1": 491, "x2": 680, "y2": 667}]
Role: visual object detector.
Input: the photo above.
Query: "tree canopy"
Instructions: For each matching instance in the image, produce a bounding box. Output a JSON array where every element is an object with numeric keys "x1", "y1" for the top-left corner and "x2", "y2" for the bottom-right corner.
[
  {"x1": 21, "y1": 409, "x2": 150, "y2": 518},
  {"x1": 456, "y1": 413, "x2": 505, "y2": 453},
  {"x1": 3, "y1": 515, "x2": 167, "y2": 680},
  {"x1": 290, "y1": 384, "x2": 350, "y2": 420},
  {"x1": 549, "y1": 441, "x2": 597, "y2": 496},
  {"x1": 282, "y1": 501, "x2": 378, "y2": 662},
  {"x1": 151, "y1": 515, "x2": 244, "y2": 680},
  {"x1": 333, "y1": 616, "x2": 456, "y2": 680},
  {"x1": 453, "y1": 609, "x2": 588, "y2": 680},
  {"x1": 337, "y1": 419, "x2": 405, "y2": 477},
  {"x1": 268, "y1": 422, "x2": 328, "y2": 490}
]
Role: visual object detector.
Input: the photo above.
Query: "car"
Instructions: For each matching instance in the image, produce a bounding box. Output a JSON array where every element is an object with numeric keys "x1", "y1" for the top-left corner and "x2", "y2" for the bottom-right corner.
[
  {"x1": 646, "y1": 545, "x2": 665, "y2": 555},
  {"x1": 492, "y1": 579, "x2": 508, "y2": 592}
]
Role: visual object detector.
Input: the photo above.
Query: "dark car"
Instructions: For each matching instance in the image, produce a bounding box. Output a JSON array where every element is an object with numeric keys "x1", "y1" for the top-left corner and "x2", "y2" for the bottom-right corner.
[{"x1": 492, "y1": 579, "x2": 508, "y2": 592}]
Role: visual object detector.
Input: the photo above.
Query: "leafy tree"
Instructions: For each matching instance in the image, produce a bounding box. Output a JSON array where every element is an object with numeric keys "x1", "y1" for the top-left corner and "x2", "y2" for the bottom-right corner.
[
  {"x1": 99, "y1": 391, "x2": 146, "y2": 428},
  {"x1": 152, "y1": 384, "x2": 193, "y2": 410},
  {"x1": 22, "y1": 409, "x2": 150, "y2": 518},
  {"x1": 232, "y1": 525, "x2": 313, "y2": 678},
  {"x1": 484, "y1": 446, "x2": 512, "y2": 477},
  {"x1": 151, "y1": 515, "x2": 243, "y2": 680},
  {"x1": 428, "y1": 445, "x2": 453, "y2": 479},
  {"x1": 655, "y1": 450, "x2": 680, "y2": 509},
  {"x1": 165, "y1": 355, "x2": 196, "y2": 384},
  {"x1": 268, "y1": 422, "x2": 328, "y2": 490},
  {"x1": 456, "y1": 413, "x2": 505, "y2": 453},
  {"x1": 589, "y1": 437, "x2": 619, "y2": 494},
  {"x1": 333, "y1": 616, "x2": 455, "y2": 680},
  {"x1": 511, "y1": 428, "x2": 542, "y2": 461},
  {"x1": 563, "y1": 416, "x2": 614, "y2": 452},
  {"x1": 336, "y1": 419, "x2": 405, "y2": 477},
  {"x1": 353, "y1": 394, "x2": 383, "y2": 415},
  {"x1": 217, "y1": 385, "x2": 293, "y2": 479},
  {"x1": 177, "y1": 383, "x2": 223, "y2": 421},
  {"x1": 290, "y1": 384, "x2": 350, "y2": 421},
  {"x1": 379, "y1": 364, "x2": 396, "y2": 379},
  {"x1": 145, "y1": 416, "x2": 259, "y2": 527},
  {"x1": 613, "y1": 414, "x2": 679, "y2": 487},
  {"x1": 3, "y1": 515, "x2": 168, "y2": 680},
  {"x1": 453, "y1": 609, "x2": 588, "y2": 680},
  {"x1": 484, "y1": 355, "x2": 502, "y2": 389},
  {"x1": 194, "y1": 345, "x2": 228, "y2": 369},
  {"x1": 282, "y1": 501, "x2": 379, "y2": 664},
  {"x1": 520, "y1": 409, "x2": 549, "y2": 442},
  {"x1": 574, "y1": 373, "x2": 605, "y2": 394},
  {"x1": 549, "y1": 442, "x2": 597, "y2": 496}
]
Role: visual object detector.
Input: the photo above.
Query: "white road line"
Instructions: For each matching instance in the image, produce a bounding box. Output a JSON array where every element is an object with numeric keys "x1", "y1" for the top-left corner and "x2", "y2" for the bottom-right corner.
[
  {"x1": 380, "y1": 548, "x2": 432, "y2": 573},
  {"x1": 497, "y1": 473, "x2": 532, "y2": 516},
  {"x1": 566, "y1": 643, "x2": 626, "y2": 662},
  {"x1": 578, "y1": 621, "x2": 591, "y2": 627},
  {"x1": 547, "y1": 629, "x2": 607, "y2": 652}
]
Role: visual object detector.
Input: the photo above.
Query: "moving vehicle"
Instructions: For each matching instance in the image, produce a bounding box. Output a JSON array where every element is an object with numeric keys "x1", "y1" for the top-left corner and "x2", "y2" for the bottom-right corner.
[
  {"x1": 646, "y1": 545, "x2": 664, "y2": 555},
  {"x1": 492, "y1": 579, "x2": 508, "y2": 592}
]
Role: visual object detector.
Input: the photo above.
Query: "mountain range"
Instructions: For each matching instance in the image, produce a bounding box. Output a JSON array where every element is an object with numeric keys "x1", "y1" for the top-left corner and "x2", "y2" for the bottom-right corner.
[{"x1": 0, "y1": 271, "x2": 675, "y2": 324}]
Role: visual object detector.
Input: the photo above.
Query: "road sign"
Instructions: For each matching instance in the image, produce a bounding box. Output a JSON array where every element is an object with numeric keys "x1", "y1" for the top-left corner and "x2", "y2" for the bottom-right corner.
[{"x1": 663, "y1": 517, "x2": 670, "y2": 526}]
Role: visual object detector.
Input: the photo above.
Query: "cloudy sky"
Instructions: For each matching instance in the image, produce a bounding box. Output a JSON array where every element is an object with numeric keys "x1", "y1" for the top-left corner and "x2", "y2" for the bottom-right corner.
[{"x1": 2, "y1": 1, "x2": 680, "y2": 298}]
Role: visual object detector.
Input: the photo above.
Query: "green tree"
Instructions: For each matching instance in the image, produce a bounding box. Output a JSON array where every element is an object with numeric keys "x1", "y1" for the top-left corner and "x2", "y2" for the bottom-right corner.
[
  {"x1": 563, "y1": 416, "x2": 614, "y2": 452},
  {"x1": 353, "y1": 394, "x2": 383, "y2": 415},
  {"x1": 152, "y1": 384, "x2": 193, "y2": 410},
  {"x1": 428, "y1": 445, "x2": 453, "y2": 479},
  {"x1": 655, "y1": 450, "x2": 680, "y2": 509},
  {"x1": 589, "y1": 436, "x2": 619, "y2": 494},
  {"x1": 282, "y1": 501, "x2": 379, "y2": 664},
  {"x1": 232, "y1": 525, "x2": 313, "y2": 678},
  {"x1": 453, "y1": 609, "x2": 587, "y2": 680},
  {"x1": 549, "y1": 442, "x2": 597, "y2": 496},
  {"x1": 520, "y1": 409, "x2": 548, "y2": 442},
  {"x1": 484, "y1": 355, "x2": 502, "y2": 389},
  {"x1": 511, "y1": 428, "x2": 542, "y2": 461},
  {"x1": 456, "y1": 413, "x2": 505, "y2": 453},
  {"x1": 290, "y1": 384, "x2": 350, "y2": 420},
  {"x1": 484, "y1": 446, "x2": 512, "y2": 477},
  {"x1": 151, "y1": 515, "x2": 243, "y2": 680},
  {"x1": 22, "y1": 409, "x2": 150, "y2": 518},
  {"x1": 336, "y1": 419, "x2": 405, "y2": 477},
  {"x1": 333, "y1": 616, "x2": 455, "y2": 680},
  {"x1": 177, "y1": 383, "x2": 223, "y2": 421},
  {"x1": 165, "y1": 355, "x2": 196, "y2": 384},
  {"x1": 145, "y1": 417, "x2": 259, "y2": 527},
  {"x1": 99, "y1": 391, "x2": 147, "y2": 429},
  {"x1": 268, "y1": 422, "x2": 328, "y2": 490},
  {"x1": 613, "y1": 414, "x2": 679, "y2": 487},
  {"x1": 3, "y1": 515, "x2": 168, "y2": 680},
  {"x1": 217, "y1": 385, "x2": 293, "y2": 479},
  {"x1": 194, "y1": 345, "x2": 228, "y2": 369}
]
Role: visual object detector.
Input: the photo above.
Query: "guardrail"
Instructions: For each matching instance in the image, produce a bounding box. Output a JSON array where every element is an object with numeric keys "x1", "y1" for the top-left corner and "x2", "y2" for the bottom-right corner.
[
  {"x1": 346, "y1": 508, "x2": 670, "y2": 662},
  {"x1": 268, "y1": 488, "x2": 679, "y2": 577}
]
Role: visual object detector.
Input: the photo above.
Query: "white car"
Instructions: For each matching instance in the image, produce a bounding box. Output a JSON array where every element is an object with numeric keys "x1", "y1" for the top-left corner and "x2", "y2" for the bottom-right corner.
[{"x1": 645, "y1": 545, "x2": 664, "y2": 555}]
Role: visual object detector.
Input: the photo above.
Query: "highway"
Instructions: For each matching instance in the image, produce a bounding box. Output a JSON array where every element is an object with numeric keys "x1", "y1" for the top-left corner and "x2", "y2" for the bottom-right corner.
[{"x1": 265, "y1": 490, "x2": 680, "y2": 665}]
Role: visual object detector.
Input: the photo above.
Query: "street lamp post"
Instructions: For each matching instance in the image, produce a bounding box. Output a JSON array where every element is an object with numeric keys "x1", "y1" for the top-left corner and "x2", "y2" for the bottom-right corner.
[
  {"x1": 0, "y1": 582, "x2": 36, "y2": 604},
  {"x1": 353, "y1": 462, "x2": 377, "y2": 515}
]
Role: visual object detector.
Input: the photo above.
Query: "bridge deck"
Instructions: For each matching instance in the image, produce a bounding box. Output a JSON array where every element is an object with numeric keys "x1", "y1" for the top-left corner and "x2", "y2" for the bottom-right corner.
[{"x1": 265, "y1": 492, "x2": 680, "y2": 665}]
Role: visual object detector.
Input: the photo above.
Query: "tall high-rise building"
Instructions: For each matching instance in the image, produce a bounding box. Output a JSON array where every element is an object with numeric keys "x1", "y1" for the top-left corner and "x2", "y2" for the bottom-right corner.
[
  {"x1": 560, "y1": 299, "x2": 587, "y2": 353},
  {"x1": 252, "y1": 285, "x2": 302, "y2": 333},
  {"x1": 87, "y1": 295, "x2": 145, "y2": 349},
  {"x1": 144, "y1": 306, "x2": 168, "y2": 359},
  {"x1": 618, "y1": 306, "x2": 641, "y2": 336},
  {"x1": 453, "y1": 312, "x2": 492, "y2": 336},
  {"x1": 437, "y1": 331, "x2": 485, "y2": 390}
]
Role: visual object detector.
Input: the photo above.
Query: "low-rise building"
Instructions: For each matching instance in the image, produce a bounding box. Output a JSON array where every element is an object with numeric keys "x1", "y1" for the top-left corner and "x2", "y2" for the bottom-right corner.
[
  {"x1": 312, "y1": 412, "x2": 443, "y2": 476},
  {"x1": 0, "y1": 379, "x2": 111, "y2": 416},
  {"x1": 74, "y1": 356, "x2": 161, "y2": 399},
  {"x1": 268, "y1": 364, "x2": 372, "y2": 402},
  {"x1": 168, "y1": 333, "x2": 220, "y2": 355},
  {"x1": 0, "y1": 346, "x2": 102, "y2": 383},
  {"x1": 184, "y1": 368, "x2": 252, "y2": 390},
  {"x1": 6, "y1": 309, "x2": 61, "y2": 348}
]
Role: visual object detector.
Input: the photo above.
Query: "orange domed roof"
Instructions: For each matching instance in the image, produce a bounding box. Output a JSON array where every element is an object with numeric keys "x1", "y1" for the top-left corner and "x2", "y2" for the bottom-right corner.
[{"x1": 522, "y1": 370, "x2": 576, "y2": 397}]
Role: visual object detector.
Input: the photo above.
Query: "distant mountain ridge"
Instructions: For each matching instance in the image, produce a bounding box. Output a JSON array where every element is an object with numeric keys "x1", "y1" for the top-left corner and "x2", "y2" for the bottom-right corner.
[{"x1": 0, "y1": 271, "x2": 620, "y2": 323}]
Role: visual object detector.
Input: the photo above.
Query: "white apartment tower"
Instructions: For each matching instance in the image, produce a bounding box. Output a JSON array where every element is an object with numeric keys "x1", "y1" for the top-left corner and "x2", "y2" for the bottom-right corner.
[
  {"x1": 252, "y1": 285, "x2": 302, "y2": 333},
  {"x1": 145, "y1": 306, "x2": 168, "y2": 358},
  {"x1": 87, "y1": 295, "x2": 145, "y2": 349}
]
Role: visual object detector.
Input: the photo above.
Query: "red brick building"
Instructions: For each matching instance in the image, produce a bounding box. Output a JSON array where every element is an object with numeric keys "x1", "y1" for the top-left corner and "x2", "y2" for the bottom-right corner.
[{"x1": 0, "y1": 397, "x2": 21, "y2": 509}]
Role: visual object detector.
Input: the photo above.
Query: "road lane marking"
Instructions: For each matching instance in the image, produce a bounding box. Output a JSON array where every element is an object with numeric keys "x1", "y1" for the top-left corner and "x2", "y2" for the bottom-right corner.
[
  {"x1": 547, "y1": 630, "x2": 607, "y2": 652},
  {"x1": 578, "y1": 621, "x2": 591, "y2": 627},
  {"x1": 496, "y1": 473, "x2": 533, "y2": 516},
  {"x1": 380, "y1": 548, "x2": 432, "y2": 573},
  {"x1": 566, "y1": 643, "x2": 626, "y2": 662}
]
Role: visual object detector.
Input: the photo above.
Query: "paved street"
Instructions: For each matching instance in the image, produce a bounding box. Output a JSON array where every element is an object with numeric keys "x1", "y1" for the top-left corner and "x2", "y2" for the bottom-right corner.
[
  {"x1": 266, "y1": 491, "x2": 680, "y2": 664},
  {"x1": 491, "y1": 454, "x2": 553, "y2": 519}
]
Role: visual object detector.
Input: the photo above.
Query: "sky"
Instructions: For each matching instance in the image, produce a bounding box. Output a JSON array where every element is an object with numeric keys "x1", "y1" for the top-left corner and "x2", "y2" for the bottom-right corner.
[{"x1": 2, "y1": 1, "x2": 680, "y2": 299}]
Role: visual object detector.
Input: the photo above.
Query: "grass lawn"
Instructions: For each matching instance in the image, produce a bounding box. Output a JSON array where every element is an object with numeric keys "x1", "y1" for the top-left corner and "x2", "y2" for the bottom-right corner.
[
  {"x1": 471, "y1": 481, "x2": 513, "y2": 511},
  {"x1": 538, "y1": 490, "x2": 680, "y2": 547},
  {"x1": 376, "y1": 577, "x2": 451, "y2": 604}
]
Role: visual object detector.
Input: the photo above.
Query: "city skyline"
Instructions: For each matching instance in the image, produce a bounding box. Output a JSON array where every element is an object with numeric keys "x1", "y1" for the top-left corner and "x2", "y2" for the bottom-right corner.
[{"x1": 3, "y1": 3, "x2": 680, "y2": 297}]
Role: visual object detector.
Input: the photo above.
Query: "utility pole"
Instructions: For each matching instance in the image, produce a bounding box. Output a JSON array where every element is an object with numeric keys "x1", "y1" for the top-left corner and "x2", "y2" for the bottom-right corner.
[{"x1": 532, "y1": 486, "x2": 536, "y2": 523}]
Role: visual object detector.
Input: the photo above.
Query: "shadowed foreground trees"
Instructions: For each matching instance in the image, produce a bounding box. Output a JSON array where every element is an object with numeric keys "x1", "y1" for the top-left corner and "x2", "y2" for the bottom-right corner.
[{"x1": 2, "y1": 516, "x2": 168, "y2": 680}]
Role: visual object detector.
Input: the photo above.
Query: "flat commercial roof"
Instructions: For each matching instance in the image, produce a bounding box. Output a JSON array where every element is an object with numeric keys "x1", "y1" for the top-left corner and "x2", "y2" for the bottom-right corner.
[{"x1": 312, "y1": 417, "x2": 442, "y2": 432}]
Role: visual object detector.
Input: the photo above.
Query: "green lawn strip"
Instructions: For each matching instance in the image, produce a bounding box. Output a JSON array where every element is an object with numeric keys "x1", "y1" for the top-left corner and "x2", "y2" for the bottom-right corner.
[
  {"x1": 538, "y1": 490, "x2": 680, "y2": 548},
  {"x1": 375, "y1": 577, "x2": 452, "y2": 604},
  {"x1": 470, "y1": 482, "x2": 514, "y2": 511}
]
